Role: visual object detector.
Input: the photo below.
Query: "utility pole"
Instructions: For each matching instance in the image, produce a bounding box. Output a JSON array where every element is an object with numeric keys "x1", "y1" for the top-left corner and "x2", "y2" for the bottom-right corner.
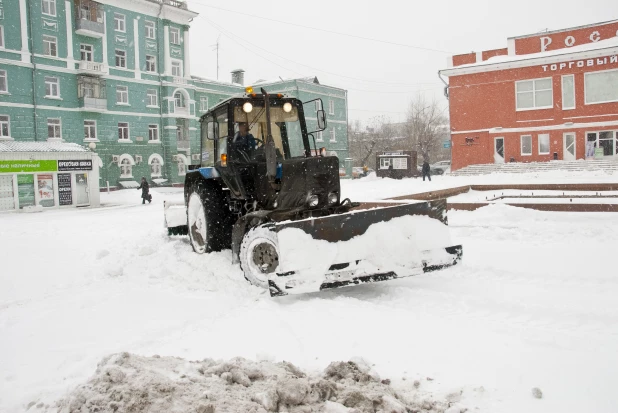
[{"x1": 211, "y1": 36, "x2": 220, "y2": 80}]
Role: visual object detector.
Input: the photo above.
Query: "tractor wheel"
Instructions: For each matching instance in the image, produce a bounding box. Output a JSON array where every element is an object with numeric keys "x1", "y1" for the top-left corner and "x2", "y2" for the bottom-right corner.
[
  {"x1": 239, "y1": 224, "x2": 279, "y2": 289},
  {"x1": 187, "y1": 181, "x2": 232, "y2": 253}
]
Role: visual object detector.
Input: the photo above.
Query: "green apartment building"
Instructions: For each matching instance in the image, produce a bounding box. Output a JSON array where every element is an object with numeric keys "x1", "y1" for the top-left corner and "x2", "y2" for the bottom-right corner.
[{"x1": 0, "y1": 0, "x2": 348, "y2": 188}]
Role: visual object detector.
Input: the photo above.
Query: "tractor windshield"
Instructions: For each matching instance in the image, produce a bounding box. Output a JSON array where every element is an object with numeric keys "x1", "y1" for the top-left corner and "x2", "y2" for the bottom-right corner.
[{"x1": 232, "y1": 101, "x2": 307, "y2": 160}]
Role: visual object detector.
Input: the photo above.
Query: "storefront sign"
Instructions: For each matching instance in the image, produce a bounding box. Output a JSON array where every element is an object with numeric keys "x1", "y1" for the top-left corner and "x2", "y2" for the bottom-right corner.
[
  {"x1": 58, "y1": 160, "x2": 93, "y2": 171},
  {"x1": 58, "y1": 173, "x2": 72, "y2": 206},
  {"x1": 17, "y1": 174, "x2": 35, "y2": 208},
  {"x1": 0, "y1": 160, "x2": 58, "y2": 173},
  {"x1": 541, "y1": 55, "x2": 617, "y2": 72}
]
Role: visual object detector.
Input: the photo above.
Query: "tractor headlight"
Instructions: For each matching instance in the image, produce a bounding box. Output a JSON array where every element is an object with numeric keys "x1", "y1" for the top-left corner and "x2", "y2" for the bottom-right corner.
[
  {"x1": 283, "y1": 102, "x2": 292, "y2": 113},
  {"x1": 328, "y1": 192, "x2": 338, "y2": 205},
  {"x1": 242, "y1": 102, "x2": 253, "y2": 113},
  {"x1": 307, "y1": 194, "x2": 319, "y2": 208}
]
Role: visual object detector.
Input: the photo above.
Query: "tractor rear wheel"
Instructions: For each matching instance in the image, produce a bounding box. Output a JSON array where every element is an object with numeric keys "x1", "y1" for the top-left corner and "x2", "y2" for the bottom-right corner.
[{"x1": 187, "y1": 181, "x2": 232, "y2": 253}]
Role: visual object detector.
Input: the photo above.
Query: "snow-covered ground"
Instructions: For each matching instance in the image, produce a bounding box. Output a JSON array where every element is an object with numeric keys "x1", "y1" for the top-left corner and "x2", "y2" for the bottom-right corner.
[{"x1": 1, "y1": 173, "x2": 618, "y2": 412}]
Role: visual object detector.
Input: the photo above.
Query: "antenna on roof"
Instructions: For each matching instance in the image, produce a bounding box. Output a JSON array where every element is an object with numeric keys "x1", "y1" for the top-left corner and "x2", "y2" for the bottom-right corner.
[
  {"x1": 210, "y1": 35, "x2": 220, "y2": 80},
  {"x1": 279, "y1": 76, "x2": 284, "y2": 82}
]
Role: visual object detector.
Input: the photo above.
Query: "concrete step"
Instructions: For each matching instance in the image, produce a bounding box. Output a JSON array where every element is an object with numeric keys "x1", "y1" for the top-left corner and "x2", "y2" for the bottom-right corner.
[{"x1": 451, "y1": 160, "x2": 618, "y2": 176}]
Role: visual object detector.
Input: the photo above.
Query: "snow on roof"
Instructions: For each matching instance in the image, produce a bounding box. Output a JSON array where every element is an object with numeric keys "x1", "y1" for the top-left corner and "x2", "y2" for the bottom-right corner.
[
  {"x1": 0, "y1": 142, "x2": 90, "y2": 153},
  {"x1": 442, "y1": 36, "x2": 618, "y2": 74}
]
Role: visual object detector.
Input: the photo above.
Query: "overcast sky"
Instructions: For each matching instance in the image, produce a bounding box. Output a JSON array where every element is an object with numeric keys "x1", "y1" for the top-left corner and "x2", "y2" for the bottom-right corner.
[{"x1": 186, "y1": 0, "x2": 616, "y2": 124}]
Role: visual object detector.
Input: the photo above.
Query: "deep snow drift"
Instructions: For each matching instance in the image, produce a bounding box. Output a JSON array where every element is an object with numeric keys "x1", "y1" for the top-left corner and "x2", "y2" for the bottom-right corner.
[
  {"x1": 57, "y1": 354, "x2": 455, "y2": 413},
  {"x1": 1, "y1": 172, "x2": 618, "y2": 413}
]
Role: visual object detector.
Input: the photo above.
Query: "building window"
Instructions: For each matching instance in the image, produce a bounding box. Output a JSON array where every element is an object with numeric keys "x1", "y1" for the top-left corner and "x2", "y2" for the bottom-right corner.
[
  {"x1": 145, "y1": 55, "x2": 156, "y2": 72},
  {"x1": 84, "y1": 120, "x2": 97, "y2": 140},
  {"x1": 0, "y1": 26, "x2": 5, "y2": 48},
  {"x1": 587, "y1": 131, "x2": 618, "y2": 157},
  {"x1": 521, "y1": 135, "x2": 532, "y2": 156},
  {"x1": 44, "y1": 76, "x2": 59, "y2": 97},
  {"x1": 379, "y1": 158, "x2": 390, "y2": 169},
  {"x1": 328, "y1": 99, "x2": 334, "y2": 115},
  {"x1": 80, "y1": 44, "x2": 93, "y2": 61},
  {"x1": 120, "y1": 158, "x2": 132, "y2": 177},
  {"x1": 329, "y1": 128, "x2": 336, "y2": 142},
  {"x1": 41, "y1": 0, "x2": 56, "y2": 16},
  {"x1": 316, "y1": 131, "x2": 323, "y2": 141},
  {"x1": 118, "y1": 122, "x2": 129, "y2": 141},
  {"x1": 148, "y1": 124, "x2": 159, "y2": 141},
  {"x1": 538, "y1": 134, "x2": 550, "y2": 155},
  {"x1": 145, "y1": 21, "x2": 155, "y2": 39},
  {"x1": 43, "y1": 35, "x2": 57, "y2": 57},
  {"x1": 0, "y1": 115, "x2": 10, "y2": 138},
  {"x1": 114, "y1": 13, "x2": 126, "y2": 32},
  {"x1": 115, "y1": 50, "x2": 126, "y2": 68},
  {"x1": 0, "y1": 70, "x2": 6, "y2": 93},
  {"x1": 146, "y1": 89, "x2": 158, "y2": 106},
  {"x1": 177, "y1": 157, "x2": 186, "y2": 176},
  {"x1": 174, "y1": 92, "x2": 185, "y2": 108},
  {"x1": 585, "y1": 69, "x2": 618, "y2": 105},
  {"x1": 516, "y1": 78, "x2": 552, "y2": 110},
  {"x1": 171, "y1": 60, "x2": 182, "y2": 77},
  {"x1": 116, "y1": 85, "x2": 128, "y2": 104},
  {"x1": 170, "y1": 27, "x2": 180, "y2": 45},
  {"x1": 150, "y1": 157, "x2": 162, "y2": 177},
  {"x1": 562, "y1": 75, "x2": 575, "y2": 110},
  {"x1": 47, "y1": 118, "x2": 61, "y2": 139},
  {"x1": 200, "y1": 96, "x2": 208, "y2": 111}
]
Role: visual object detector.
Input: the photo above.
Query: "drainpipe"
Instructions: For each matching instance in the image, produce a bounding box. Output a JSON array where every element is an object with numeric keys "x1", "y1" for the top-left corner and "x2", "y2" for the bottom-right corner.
[
  {"x1": 156, "y1": 3, "x2": 168, "y2": 182},
  {"x1": 438, "y1": 71, "x2": 449, "y2": 100},
  {"x1": 438, "y1": 70, "x2": 449, "y2": 100},
  {"x1": 26, "y1": 0, "x2": 39, "y2": 141}
]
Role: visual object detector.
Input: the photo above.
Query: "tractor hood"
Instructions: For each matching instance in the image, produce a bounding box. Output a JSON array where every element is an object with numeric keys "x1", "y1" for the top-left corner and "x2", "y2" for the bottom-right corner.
[{"x1": 274, "y1": 156, "x2": 340, "y2": 211}]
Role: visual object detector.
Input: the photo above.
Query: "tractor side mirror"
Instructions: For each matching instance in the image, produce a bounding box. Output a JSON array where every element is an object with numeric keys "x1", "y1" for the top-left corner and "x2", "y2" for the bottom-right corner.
[{"x1": 317, "y1": 109, "x2": 327, "y2": 131}]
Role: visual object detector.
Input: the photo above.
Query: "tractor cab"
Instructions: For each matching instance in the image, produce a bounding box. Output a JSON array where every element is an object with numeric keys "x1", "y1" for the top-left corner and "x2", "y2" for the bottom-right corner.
[{"x1": 199, "y1": 88, "x2": 339, "y2": 215}]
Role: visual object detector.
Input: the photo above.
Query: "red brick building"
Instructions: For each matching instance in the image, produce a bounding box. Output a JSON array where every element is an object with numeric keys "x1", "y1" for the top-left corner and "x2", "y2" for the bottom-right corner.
[{"x1": 439, "y1": 20, "x2": 618, "y2": 171}]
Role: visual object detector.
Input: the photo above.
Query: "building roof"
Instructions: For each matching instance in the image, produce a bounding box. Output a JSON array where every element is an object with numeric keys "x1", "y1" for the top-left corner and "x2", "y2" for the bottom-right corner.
[
  {"x1": 441, "y1": 36, "x2": 618, "y2": 76},
  {"x1": 0, "y1": 142, "x2": 90, "y2": 153}
]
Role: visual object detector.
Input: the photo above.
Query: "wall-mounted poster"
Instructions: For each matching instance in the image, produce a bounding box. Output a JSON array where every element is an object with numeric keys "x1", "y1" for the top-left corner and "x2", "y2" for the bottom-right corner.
[
  {"x1": 58, "y1": 173, "x2": 72, "y2": 206},
  {"x1": 17, "y1": 174, "x2": 35, "y2": 209},
  {"x1": 37, "y1": 174, "x2": 55, "y2": 207}
]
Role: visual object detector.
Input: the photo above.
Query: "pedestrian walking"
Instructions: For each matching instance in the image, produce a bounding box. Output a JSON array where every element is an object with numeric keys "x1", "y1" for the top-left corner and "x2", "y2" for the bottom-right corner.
[
  {"x1": 422, "y1": 161, "x2": 431, "y2": 182},
  {"x1": 137, "y1": 177, "x2": 152, "y2": 204}
]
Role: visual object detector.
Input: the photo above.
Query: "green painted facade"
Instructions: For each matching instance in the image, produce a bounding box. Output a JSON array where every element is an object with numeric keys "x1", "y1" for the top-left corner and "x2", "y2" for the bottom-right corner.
[{"x1": 0, "y1": 0, "x2": 348, "y2": 188}]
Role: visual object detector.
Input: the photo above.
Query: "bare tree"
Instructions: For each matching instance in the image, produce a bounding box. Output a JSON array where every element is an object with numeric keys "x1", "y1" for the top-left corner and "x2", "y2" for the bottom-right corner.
[
  {"x1": 348, "y1": 116, "x2": 399, "y2": 169},
  {"x1": 404, "y1": 95, "x2": 449, "y2": 163}
]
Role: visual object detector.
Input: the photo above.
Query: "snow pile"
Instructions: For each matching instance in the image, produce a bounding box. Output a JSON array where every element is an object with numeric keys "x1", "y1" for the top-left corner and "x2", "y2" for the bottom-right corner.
[{"x1": 56, "y1": 354, "x2": 457, "y2": 413}]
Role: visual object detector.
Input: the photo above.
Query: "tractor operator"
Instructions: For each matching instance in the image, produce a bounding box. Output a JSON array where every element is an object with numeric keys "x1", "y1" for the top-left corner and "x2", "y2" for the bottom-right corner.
[{"x1": 231, "y1": 121, "x2": 257, "y2": 160}]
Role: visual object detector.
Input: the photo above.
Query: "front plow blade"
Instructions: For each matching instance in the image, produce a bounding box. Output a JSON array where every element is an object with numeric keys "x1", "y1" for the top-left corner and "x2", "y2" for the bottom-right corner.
[{"x1": 267, "y1": 200, "x2": 462, "y2": 296}]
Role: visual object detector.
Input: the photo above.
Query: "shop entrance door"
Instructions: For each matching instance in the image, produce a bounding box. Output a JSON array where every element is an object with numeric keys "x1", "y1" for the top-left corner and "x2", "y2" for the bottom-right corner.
[
  {"x1": 494, "y1": 137, "x2": 505, "y2": 163},
  {"x1": 563, "y1": 133, "x2": 576, "y2": 161},
  {"x1": 0, "y1": 175, "x2": 15, "y2": 211},
  {"x1": 75, "y1": 173, "x2": 90, "y2": 206}
]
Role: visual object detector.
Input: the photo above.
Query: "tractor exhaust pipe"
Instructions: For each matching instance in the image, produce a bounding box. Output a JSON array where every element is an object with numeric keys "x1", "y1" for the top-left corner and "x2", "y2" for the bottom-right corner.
[{"x1": 261, "y1": 88, "x2": 277, "y2": 187}]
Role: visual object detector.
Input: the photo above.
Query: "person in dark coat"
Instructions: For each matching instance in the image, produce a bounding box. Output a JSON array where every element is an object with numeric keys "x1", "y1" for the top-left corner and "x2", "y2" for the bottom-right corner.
[
  {"x1": 137, "y1": 177, "x2": 151, "y2": 204},
  {"x1": 422, "y1": 161, "x2": 431, "y2": 182}
]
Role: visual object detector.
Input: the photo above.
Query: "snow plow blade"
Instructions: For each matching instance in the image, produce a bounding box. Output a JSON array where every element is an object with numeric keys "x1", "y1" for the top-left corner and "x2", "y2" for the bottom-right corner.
[{"x1": 266, "y1": 199, "x2": 462, "y2": 297}]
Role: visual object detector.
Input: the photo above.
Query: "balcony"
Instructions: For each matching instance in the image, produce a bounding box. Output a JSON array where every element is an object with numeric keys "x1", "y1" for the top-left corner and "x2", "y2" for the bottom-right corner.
[
  {"x1": 74, "y1": 0, "x2": 105, "y2": 38},
  {"x1": 79, "y1": 97, "x2": 108, "y2": 111},
  {"x1": 172, "y1": 76, "x2": 188, "y2": 85},
  {"x1": 77, "y1": 61, "x2": 108, "y2": 76},
  {"x1": 146, "y1": 0, "x2": 188, "y2": 10},
  {"x1": 75, "y1": 18, "x2": 104, "y2": 38}
]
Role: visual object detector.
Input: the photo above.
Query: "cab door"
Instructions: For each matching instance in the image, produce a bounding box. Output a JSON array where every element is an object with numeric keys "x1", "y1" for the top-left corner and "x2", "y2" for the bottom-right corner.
[{"x1": 211, "y1": 107, "x2": 246, "y2": 199}]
